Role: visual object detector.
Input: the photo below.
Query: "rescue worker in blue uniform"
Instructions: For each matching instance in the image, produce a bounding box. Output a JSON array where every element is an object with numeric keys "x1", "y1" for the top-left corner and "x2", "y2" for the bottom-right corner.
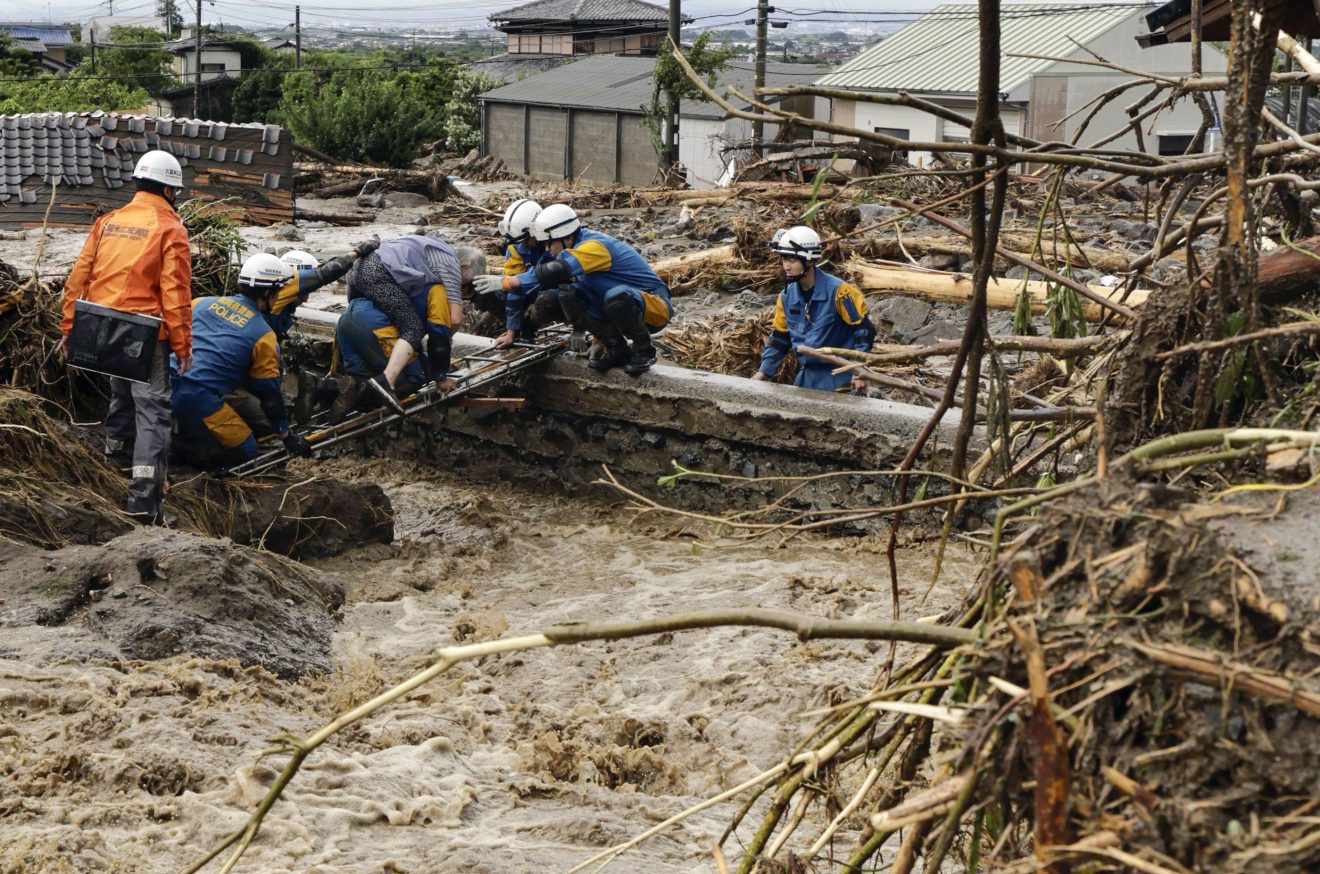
[
  {"x1": 268, "y1": 243, "x2": 376, "y2": 341},
  {"x1": 752, "y1": 226, "x2": 876, "y2": 393},
  {"x1": 342, "y1": 235, "x2": 479, "y2": 413},
  {"x1": 172, "y1": 253, "x2": 315, "y2": 468},
  {"x1": 475, "y1": 199, "x2": 568, "y2": 350},
  {"x1": 491, "y1": 204, "x2": 671, "y2": 375},
  {"x1": 334, "y1": 237, "x2": 487, "y2": 416},
  {"x1": 334, "y1": 297, "x2": 430, "y2": 407}
]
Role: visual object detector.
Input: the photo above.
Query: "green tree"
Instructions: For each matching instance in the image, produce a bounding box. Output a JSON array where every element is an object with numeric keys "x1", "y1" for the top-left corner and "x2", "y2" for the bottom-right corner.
[
  {"x1": 95, "y1": 27, "x2": 179, "y2": 94},
  {"x1": 0, "y1": 32, "x2": 38, "y2": 77},
  {"x1": 157, "y1": 0, "x2": 184, "y2": 36},
  {"x1": 230, "y1": 37, "x2": 291, "y2": 123},
  {"x1": 278, "y1": 69, "x2": 444, "y2": 166},
  {"x1": 644, "y1": 33, "x2": 737, "y2": 154},
  {"x1": 0, "y1": 71, "x2": 149, "y2": 114}
]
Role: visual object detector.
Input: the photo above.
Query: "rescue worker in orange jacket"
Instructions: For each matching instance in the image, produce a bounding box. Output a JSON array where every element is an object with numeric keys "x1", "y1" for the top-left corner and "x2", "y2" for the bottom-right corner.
[{"x1": 59, "y1": 150, "x2": 192, "y2": 523}]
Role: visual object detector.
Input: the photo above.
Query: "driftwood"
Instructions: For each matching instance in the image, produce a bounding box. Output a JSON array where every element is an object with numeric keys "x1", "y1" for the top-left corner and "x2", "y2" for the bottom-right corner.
[
  {"x1": 294, "y1": 208, "x2": 373, "y2": 226},
  {"x1": 847, "y1": 261, "x2": 1149, "y2": 322},
  {"x1": 651, "y1": 245, "x2": 737, "y2": 279},
  {"x1": 861, "y1": 231, "x2": 1131, "y2": 274},
  {"x1": 1256, "y1": 235, "x2": 1320, "y2": 302}
]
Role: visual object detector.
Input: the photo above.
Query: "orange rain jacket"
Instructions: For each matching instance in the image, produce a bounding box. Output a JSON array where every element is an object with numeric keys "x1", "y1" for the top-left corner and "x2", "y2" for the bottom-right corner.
[{"x1": 62, "y1": 190, "x2": 193, "y2": 357}]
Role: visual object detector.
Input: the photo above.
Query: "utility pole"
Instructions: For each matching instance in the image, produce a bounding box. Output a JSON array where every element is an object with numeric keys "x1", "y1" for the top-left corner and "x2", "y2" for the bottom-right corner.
[
  {"x1": 665, "y1": 0, "x2": 680, "y2": 170},
  {"x1": 752, "y1": 0, "x2": 769, "y2": 150},
  {"x1": 295, "y1": 5, "x2": 301, "y2": 69},
  {"x1": 193, "y1": 0, "x2": 202, "y2": 115}
]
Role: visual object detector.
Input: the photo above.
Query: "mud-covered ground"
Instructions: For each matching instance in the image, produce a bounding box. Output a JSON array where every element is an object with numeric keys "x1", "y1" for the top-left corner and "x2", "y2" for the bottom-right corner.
[{"x1": 1, "y1": 458, "x2": 976, "y2": 873}]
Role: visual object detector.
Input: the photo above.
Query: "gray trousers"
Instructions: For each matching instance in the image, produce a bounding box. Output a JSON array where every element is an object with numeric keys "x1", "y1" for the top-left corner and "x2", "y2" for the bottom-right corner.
[{"x1": 104, "y1": 340, "x2": 171, "y2": 517}]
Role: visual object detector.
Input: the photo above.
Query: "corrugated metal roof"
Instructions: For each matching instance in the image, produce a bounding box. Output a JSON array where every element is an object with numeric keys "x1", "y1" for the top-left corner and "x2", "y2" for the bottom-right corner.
[
  {"x1": 479, "y1": 55, "x2": 830, "y2": 118},
  {"x1": 817, "y1": 4, "x2": 1139, "y2": 95},
  {"x1": 490, "y1": 0, "x2": 670, "y2": 23},
  {"x1": 0, "y1": 24, "x2": 73, "y2": 45}
]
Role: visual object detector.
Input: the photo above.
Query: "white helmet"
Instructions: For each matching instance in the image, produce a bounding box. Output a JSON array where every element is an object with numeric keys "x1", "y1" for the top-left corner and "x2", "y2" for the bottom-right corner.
[
  {"x1": 498, "y1": 198, "x2": 542, "y2": 243},
  {"x1": 770, "y1": 225, "x2": 823, "y2": 262},
  {"x1": 281, "y1": 249, "x2": 319, "y2": 270},
  {"x1": 530, "y1": 203, "x2": 581, "y2": 244},
  {"x1": 238, "y1": 252, "x2": 293, "y2": 295},
  {"x1": 132, "y1": 149, "x2": 184, "y2": 189}
]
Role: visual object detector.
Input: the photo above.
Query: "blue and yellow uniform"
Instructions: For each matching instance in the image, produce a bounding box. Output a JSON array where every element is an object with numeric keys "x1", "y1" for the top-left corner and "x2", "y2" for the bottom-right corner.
[
  {"x1": 265, "y1": 267, "x2": 320, "y2": 339},
  {"x1": 336, "y1": 299, "x2": 426, "y2": 394},
  {"x1": 173, "y1": 293, "x2": 288, "y2": 461},
  {"x1": 518, "y1": 228, "x2": 672, "y2": 330},
  {"x1": 336, "y1": 278, "x2": 456, "y2": 391},
  {"x1": 759, "y1": 268, "x2": 873, "y2": 391},
  {"x1": 502, "y1": 240, "x2": 551, "y2": 332}
]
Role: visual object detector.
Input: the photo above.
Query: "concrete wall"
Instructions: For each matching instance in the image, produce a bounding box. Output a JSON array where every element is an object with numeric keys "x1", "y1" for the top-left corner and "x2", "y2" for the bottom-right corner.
[
  {"x1": 485, "y1": 102, "x2": 526, "y2": 173},
  {"x1": 570, "y1": 110, "x2": 618, "y2": 184},
  {"x1": 482, "y1": 102, "x2": 660, "y2": 185},
  {"x1": 527, "y1": 106, "x2": 566, "y2": 177}
]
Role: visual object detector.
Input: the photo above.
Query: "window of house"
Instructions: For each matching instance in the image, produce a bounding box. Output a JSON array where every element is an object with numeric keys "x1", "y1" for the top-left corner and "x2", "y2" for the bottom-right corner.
[
  {"x1": 201, "y1": 62, "x2": 227, "y2": 73},
  {"x1": 1158, "y1": 133, "x2": 1196, "y2": 156},
  {"x1": 875, "y1": 126, "x2": 909, "y2": 140}
]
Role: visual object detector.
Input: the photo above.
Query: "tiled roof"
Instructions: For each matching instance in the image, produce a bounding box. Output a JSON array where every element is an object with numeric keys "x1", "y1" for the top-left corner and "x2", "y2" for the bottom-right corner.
[
  {"x1": 816, "y1": 4, "x2": 1138, "y2": 95},
  {"x1": 0, "y1": 112, "x2": 285, "y2": 205},
  {"x1": 0, "y1": 24, "x2": 73, "y2": 45},
  {"x1": 479, "y1": 55, "x2": 831, "y2": 119},
  {"x1": 490, "y1": 0, "x2": 672, "y2": 23},
  {"x1": 467, "y1": 53, "x2": 578, "y2": 85},
  {"x1": 10, "y1": 37, "x2": 46, "y2": 54}
]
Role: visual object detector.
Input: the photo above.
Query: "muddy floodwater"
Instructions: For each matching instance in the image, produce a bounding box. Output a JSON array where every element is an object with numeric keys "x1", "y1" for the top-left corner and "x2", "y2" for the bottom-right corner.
[{"x1": 1, "y1": 459, "x2": 977, "y2": 873}]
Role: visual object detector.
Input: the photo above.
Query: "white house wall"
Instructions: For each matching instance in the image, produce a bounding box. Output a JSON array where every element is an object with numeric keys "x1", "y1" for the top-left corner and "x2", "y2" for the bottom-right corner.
[
  {"x1": 1040, "y1": 14, "x2": 1228, "y2": 153},
  {"x1": 836, "y1": 98, "x2": 1023, "y2": 166}
]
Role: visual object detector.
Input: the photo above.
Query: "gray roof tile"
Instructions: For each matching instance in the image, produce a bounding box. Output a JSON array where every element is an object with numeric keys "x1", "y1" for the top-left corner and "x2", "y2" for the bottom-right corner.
[
  {"x1": 490, "y1": 0, "x2": 672, "y2": 23},
  {"x1": 480, "y1": 55, "x2": 830, "y2": 118}
]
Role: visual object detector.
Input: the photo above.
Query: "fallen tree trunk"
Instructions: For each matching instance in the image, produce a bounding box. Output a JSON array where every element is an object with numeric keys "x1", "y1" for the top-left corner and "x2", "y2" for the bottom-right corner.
[
  {"x1": 1256, "y1": 235, "x2": 1320, "y2": 302},
  {"x1": 651, "y1": 245, "x2": 737, "y2": 279},
  {"x1": 860, "y1": 231, "x2": 1131, "y2": 274},
  {"x1": 847, "y1": 261, "x2": 1149, "y2": 322},
  {"x1": 295, "y1": 208, "x2": 373, "y2": 226}
]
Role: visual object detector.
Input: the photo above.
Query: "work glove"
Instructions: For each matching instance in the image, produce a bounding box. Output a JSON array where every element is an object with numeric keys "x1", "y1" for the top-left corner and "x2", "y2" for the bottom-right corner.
[
  {"x1": 353, "y1": 235, "x2": 381, "y2": 258},
  {"x1": 282, "y1": 431, "x2": 314, "y2": 458},
  {"x1": 472, "y1": 274, "x2": 504, "y2": 296}
]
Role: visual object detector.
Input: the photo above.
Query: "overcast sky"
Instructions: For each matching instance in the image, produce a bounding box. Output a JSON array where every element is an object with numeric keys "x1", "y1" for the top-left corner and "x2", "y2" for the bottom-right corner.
[{"x1": 30, "y1": 0, "x2": 950, "y2": 36}]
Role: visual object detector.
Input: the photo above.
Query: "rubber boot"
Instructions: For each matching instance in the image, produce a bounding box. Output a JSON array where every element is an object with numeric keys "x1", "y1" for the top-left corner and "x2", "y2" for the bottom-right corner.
[
  {"x1": 562, "y1": 291, "x2": 627, "y2": 372},
  {"x1": 605, "y1": 297, "x2": 658, "y2": 376}
]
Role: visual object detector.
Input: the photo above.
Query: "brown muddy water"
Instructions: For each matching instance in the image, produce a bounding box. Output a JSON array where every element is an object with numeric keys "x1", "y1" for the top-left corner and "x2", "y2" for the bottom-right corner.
[{"x1": 1, "y1": 458, "x2": 978, "y2": 873}]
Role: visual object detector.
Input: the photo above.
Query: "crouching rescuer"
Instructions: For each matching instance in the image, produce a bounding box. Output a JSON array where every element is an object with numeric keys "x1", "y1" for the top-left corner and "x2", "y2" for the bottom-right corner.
[
  {"x1": 336, "y1": 236, "x2": 486, "y2": 416},
  {"x1": 172, "y1": 253, "x2": 315, "y2": 468},
  {"x1": 752, "y1": 226, "x2": 875, "y2": 393},
  {"x1": 484, "y1": 204, "x2": 672, "y2": 375}
]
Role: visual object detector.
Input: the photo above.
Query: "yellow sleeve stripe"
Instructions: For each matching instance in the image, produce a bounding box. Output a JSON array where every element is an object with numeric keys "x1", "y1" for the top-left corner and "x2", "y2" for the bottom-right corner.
[
  {"x1": 835, "y1": 284, "x2": 867, "y2": 324},
  {"x1": 270, "y1": 278, "x2": 301, "y2": 316},
  {"x1": 570, "y1": 239, "x2": 613, "y2": 274},
  {"x1": 250, "y1": 332, "x2": 282, "y2": 378},
  {"x1": 427, "y1": 285, "x2": 454, "y2": 327},
  {"x1": 772, "y1": 294, "x2": 789, "y2": 333},
  {"x1": 503, "y1": 246, "x2": 525, "y2": 276}
]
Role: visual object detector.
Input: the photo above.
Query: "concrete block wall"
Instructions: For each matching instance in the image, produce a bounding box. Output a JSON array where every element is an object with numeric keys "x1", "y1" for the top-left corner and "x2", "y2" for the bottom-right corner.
[{"x1": 481, "y1": 101, "x2": 661, "y2": 186}]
